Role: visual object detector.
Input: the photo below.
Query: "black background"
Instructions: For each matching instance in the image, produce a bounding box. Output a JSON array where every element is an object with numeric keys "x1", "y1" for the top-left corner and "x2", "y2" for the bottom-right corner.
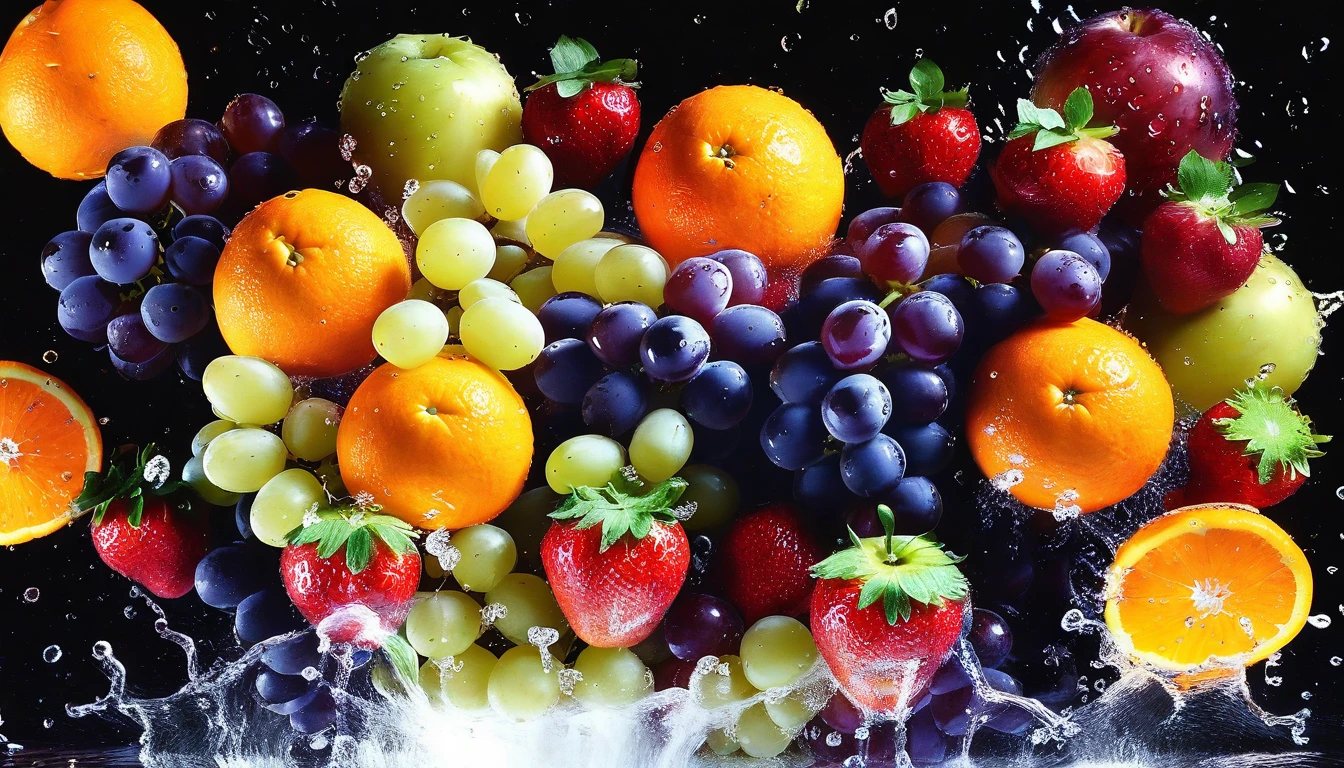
[{"x1": 1, "y1": 0, "x2": 1340, "y2": 760}]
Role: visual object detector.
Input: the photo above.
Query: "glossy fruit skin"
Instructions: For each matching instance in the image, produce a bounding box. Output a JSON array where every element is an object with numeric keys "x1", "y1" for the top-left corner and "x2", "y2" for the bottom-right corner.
[
  {"x1": 279, "y1": 538, "x2": 421, "y2": 647},
  {"x1": 90, "y1": 498, "x2": 207, "y2": 600},
  {"x1": 1140, "y1": 202, "x2": 1264, "y2": 314},
  {"x1": 541, "y1": 520, "x2": 689, "y2": 648},
  {"x1": 990, "y1": 135, "x2": 1125, "y2": 235},
  {"x1": 811, "y1": 576, "x2": 965, "y2": 713},
  {"x1": 1182, "y1": 401, "x2": 1306, "y2": 509},
  {"x1": 860, "y1": 106, "x2": 981, "y2": 199},
  {"x1": 717, "y1": 504, "x2": 821, "y2": 624},
  {"x1": 522, "y1": 82, "x2": 640, "y2": 191}
]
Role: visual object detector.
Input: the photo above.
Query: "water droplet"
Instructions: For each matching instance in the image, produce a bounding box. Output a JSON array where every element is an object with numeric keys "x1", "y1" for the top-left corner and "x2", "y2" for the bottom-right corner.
[
  {"x1": 23, "y1": 587, "x2": 39, "y2": 603},
  {"x1": 1307, "y1": 614, "x2": 1332, "y2": 629},
  {"x1": 41, "y1": 350, "x2": 57, "y2": 363},
  {"x1": 42, "y1": 645, "x2": 62, "y2": 663},
  {"x1": 882, "y1": 8, "x2": 897, "y2": 29}
]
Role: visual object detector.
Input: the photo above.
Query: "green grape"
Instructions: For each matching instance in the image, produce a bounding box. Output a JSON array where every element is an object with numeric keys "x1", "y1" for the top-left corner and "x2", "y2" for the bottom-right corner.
[
  {"x1": 628, "y1": 409, "x2": 693, "y2": 483},
  {"x1": 402, "y1": 179, "x2": 487, "y2": 235},
  {"x1": 445, "y1": 305, "x2": 464, "y2": 341},
  {"x1": 594, "y1": 231, "x2": 636, "y2": 245},
  {"x1": 250, "y1": 467, "x2": 327, "y2": 547},
  {"x1": 764, "y1": 690, "x2": 820, "y2": 730},
  {"x1": 372, "y1": 299, "x2": 451, "y2": 369},
  {"x1": 201, "y1": 355, "x2": 294, "y2": 425},
  {"x1": 419, "y1": 643, "x2": 498, "y2": 711},
  {"x1": 191, "y1": 420, "x2": 238, "y2": 458},
  {"x1": 491, "y1": 486, "x2": 560, "y2": 574},
  {"x1": 406, "y1": 277, "x2": 454, "y2": 310},
  {"x1": 571, "y1": 646, "x2": 652, "y2": 707},
  {"x1": 740, "y1": 616, "x2": 818, "y2": 691},
  {"x1": 474, "y1": 149, "x2": 500, "y2": 194},
  {"x1": 593, "y1": 244, "x2": 669, "y2": 306},
  {"x1": 405, "y1": 591, "x2": 482, "y2": 659},
  {"x1": 459, "y1": 296, "x2": 545, "y2": 371},
  {"x1": 488, "y1": 243, "x2": 530, "y2": 283},
  {"x1": 371, "y1": 656, "x2": 410, "y2": 699},
  {"x1": 551, "y1": 238, "x2": 620, "y2": 298},
  {"x1": 705, "y1": 729, "x2": 740, "y2": 756},
  {"x1": 546, "y1": 434, "x2": 626, "y2": 493},
  {"x1": 458, "y1": 278, "x2": 519, "y2": 310},
  {"x1": 736, "y1": 702, "x2": 794, "y2": 758},
  {"x1": 510, "y1": 266, "x2": 557, "y2": 313},
  {"x1": 451, "y1": 524, "x2": 518, "y2": 592},
  {"x1": 480, "y1": 144, "x2": 554, "y2": 222},
  {"x1": 487, "y1": 645, "x2": 561, "y2": 721},
  {"x1": 201, "y1": 427, "x2": 288, "y2": 494},
  {"x1": 182, "y1": 455, "x2": 241, "y2": 506},
  {"x1": 314, "y1": 456, "x2": 345, "y2": 498},
  {"x1": 484, "y1": 573, "x2": 569, "y2": 645},
  {"x1": 679, "y1": 464, "x2": 740, "y2": 531},
  {"x1": 526, "y1": 189, "x2": 604, "y2": 259},
  {"x1": 692, "y1": 655, "x2": 756, "y2": 709},
  {"x1": 491, "y1": 217, "x2": 530, "y2": 248},
  {"x1": 417, "y1": 218, "x2": 497, "y2": 291},
  {"x1": 281, "y1": 398, "x2": 342, "y2": 462}
]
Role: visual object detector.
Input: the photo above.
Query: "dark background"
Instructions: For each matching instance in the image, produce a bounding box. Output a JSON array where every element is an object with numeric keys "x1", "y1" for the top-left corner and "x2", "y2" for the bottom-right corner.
[{"x1": 1, "y1": 0, "x2": 1339, "y2": 761}]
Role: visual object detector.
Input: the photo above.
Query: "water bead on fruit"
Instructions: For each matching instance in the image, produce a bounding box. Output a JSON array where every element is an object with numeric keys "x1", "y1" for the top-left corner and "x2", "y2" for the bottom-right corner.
[
  {"x1": 488, "y1": 244, "x2": 531, "y2": 284},
  {"x1": 201, "y1": 356, "x2": 294, "y2": 425},
  {"x1": 629, "y1": 409, "x2": 694, "y2": 483},
  {"x1": 201, "y1": 428, "x2": 288, "y2": 494},
  {"x1": 1030, "y1": 249, "x2": 1102, "y2": 322},
  {"x1": 169, "y1": 154, "x2": 230, "y2": 216},
  {"x1": 488, "y1": 645, "x2": 562, "y2": 721},
  {"x1": 741, "y1": 615, "x2": 818, "y2": 690},
  {"x1": 406, "y1": 591, "x2": 483, "y2": 659},
  {"x1": 594, "y1": 244, "x2": 670, "y2": 307},
  {"x1": 587, "y1": 301, "x2": 658, "y2": 367},
  {"x1": 458, "y1": 279, "x2": 519, "y2": 310},
  {"x1": 526, "y1": 189, "x2": 605, "y2": 258},
  {"x1": 372, "y1": 300, "x2": 451, "y2": 369},
  {"x1": 821, "y1": 374, "x2": 892, "y2": 443},
  {"x1": 281, "y1": 398, "x2": 343, "y2": 462},
  {"x1": 571, "y1": 646, "x2": 653, "y2": 707},
  {"x1": 417, "y1": 218, "x2": 497, "y2": 291},
  {"x1": 480, "y1": 144, "x2": 554, "y2": 222},
  {"x1": 402, "y1": 179, "x2": 486, "y2": 236},
  {"x1": 552, "y1": 238, "x2": 622, "y2": 297},
  {"x1": 182, "y1": 454, "x2": 242, "y2": 507},
  {"x1": 250, "y1": 468, "x2": 328, "y2": 548},
  {"x1": 475, "y1": 149, "x2": 501, "y2": 193},
  {"x1": 678, "y1": 464, "x2": 741, "y2": 531},
  {"x1": 664, "y1": 257, "x2": 734, "y2": 324},
  {"x1": 510, "y1": 266, "x2": 558, "y2": 313},
  {"x1": 458, "y1": 297, "x2": 545, "y2": 371},
  {"x1": 546, "y1": 434, "x2": 627, "y2": 493},
  {"x1": 419, "y1": 644, "x2": 497, "y2": 712},
  {"x1": 451, "y1": 524, "x2": 518, "y2": 592},
  {"x1": 484, "y1": 573, "x2": 570, "y2": 645},
  {"x1": 192, "y1": 420, "x2": 239, "y2": 457},
  {"x1": 736, "y1": 702, "x2": 795, "y2": 758},
  {"x1": 692, "y1": 654, "x2": 756, "y2": 709}
]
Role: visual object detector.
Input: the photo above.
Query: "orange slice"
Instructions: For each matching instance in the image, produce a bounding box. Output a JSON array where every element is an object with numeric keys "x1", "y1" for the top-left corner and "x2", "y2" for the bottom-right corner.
[
  {"x1": 1103, "y1": 503, "x2": 1313, "y2": 674},
  {"x1": 0, "y1": 362, "x2": 103, "y2": 545}
]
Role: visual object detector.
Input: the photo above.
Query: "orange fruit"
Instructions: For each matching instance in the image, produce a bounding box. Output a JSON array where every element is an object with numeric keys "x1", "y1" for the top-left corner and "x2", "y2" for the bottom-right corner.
[
  {"x1": 631, "y1": 85, "x2": 843, "y2": 273},
  {"x1": 1, "y1": 362, "x2": 102, "y2": 545},
  {"x1": 0, "y1": 0, "x2": 187, "y2": 179},
  {"x1": 214, "y1": 189, "x2": 412, "y2": 378},
  {"x1": 336, "y1": 354, "x2": 532, "y2": 530},
  {"x1": 966, "y1": 318, "x2": 1174, "y2": 514},
  {"x1": 1103, "y1": 504, "x2": 1312, "y2": 674}
]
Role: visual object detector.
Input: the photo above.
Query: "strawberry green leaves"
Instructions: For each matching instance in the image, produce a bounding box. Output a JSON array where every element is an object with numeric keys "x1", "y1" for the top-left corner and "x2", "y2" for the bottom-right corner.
[
  {"x1": 1167, "y1": 150, "x2": 1281, "y2": 244},
  {"x1": 75, "y1": 444, "x2": 189, "y2": 527},
  {"x1": 381, "y1": 632, "x2": 421, "y2": 687},
  {"x1": 882, "y1": 59, "x2": 969, "y2": 126},
  {"x1": 528, "y1": 35, "x2": 639, "y2": 98},
  {"x1": 1215, "y1": 382, "x2": 1329, "y2": 484},
  {"x1": 286, "y1": 507, "x2": 419, "y2": 575},
  {"x1": 549, "y1": 476, "x2": 687, "y2": 552},
  {"x1": 1008, "y1": 87, "x2": 1119, "y2": 152}
]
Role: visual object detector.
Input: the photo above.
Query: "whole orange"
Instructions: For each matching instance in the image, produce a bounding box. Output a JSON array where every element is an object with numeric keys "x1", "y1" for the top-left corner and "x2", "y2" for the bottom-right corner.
[
  {"x1": 337, "y1": 355, "x2": 532, "y2": 530},
  {"x1": 0, "y1": 0, "x2": 187, "y2": 179},
  {"x1": 214, "y1": 189, "x2": 411, "y2": 378},
  {"x1": 631, "y1": 85, "x2": 843, "y2": 273},
  {"x1": 966, "y1": 318, "x2": 1174, "y2": 514}
]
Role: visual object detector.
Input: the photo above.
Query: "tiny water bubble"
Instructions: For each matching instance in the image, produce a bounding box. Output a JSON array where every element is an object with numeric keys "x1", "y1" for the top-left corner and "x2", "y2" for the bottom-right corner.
[
  {"x1": 301, "y1": 666, "x2": 321, "y2": 681},
  {"x1": 881, "y1": 8, "x2": 897, "y2": 29},
  {"x1": 41, "y1": 350, "x2": 57, "y2": 363},
  {"x1": 1330, "y1": 656, "x2": 1341, "y2": 667},
  {"x1": 123, "y1": 606, "x2": 135, "y2": 619},
  {"x1": 143, "y1": 455, "x2": 170, "y2": 488},
  {"x1": 1306, "y1": 614, "x2": 1332, "y2": 629},
  {"x1": 42, "y1": 645, "x2": 62, "y2": 663},
  {"x1": 480, "y1": 603, "x2": 508, "y2": 627},
  {"x1": 854, "y1": 726, "x2": 870, "y2": 741},
  {"x1": 556, "y1": 667, "x2": 583, "y2": 695},
  {"x1": 991, "y1": 469, "x2": 1025, "y2": 492}
]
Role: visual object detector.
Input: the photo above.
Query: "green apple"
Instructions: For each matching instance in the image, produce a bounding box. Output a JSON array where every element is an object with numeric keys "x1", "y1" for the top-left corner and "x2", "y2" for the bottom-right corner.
[
  {"x1": 1125, "y1": 252, "x2": 1321, "y2": 412},
  {"x1": 340, "y1": 34, "x2": 522, "y2": 199}
]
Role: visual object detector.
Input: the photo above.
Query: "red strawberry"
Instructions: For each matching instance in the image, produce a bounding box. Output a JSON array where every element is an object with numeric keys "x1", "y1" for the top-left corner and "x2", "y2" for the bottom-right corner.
[
  {"x1": 861, "y1": 59, "x2": 981, "y2": 199},
  {"x1": 1140, "y1": 151, "x2": 1281, "y2": 314},
  {"x1": 77, "y1": 445, "x2": 207, "y2": 599},
  {"x1": 1182, "y1": 382, "x2": 1329, "y2": 509},
  {"x1": 718, "y1": 503, "x2": 821, "y2": 625},
  {"x1": 810, "y1": 506, "x2": 969, "y2": 713},
  {"x1": 522, "y1": 36, "x2": 640, "y2": 191},
  {"x1": 990, "y1": 88, "x2": 1125, "y2": 234},
  {"x1": 542, "y1": 477, "x2": 690, "y2": 648}
]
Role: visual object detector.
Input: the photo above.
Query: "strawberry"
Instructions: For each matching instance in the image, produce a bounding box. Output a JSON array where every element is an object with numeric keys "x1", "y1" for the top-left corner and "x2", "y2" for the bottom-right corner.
[
  {"x1": 522, "y1": 36, "x2": 640, "y2": 191},
  {"x1": 810, "y1": 505, "x2": 969, "y2": 714},
  {"x1": 1140, "y1": 151, "x2": 1281, "y2": 314},
  {"x1": 990, "y1": 88, "x2": 1125, "y2": 235},
  {"x1": 1182, "y1": 382, "x2": 1329, "y2": 509},
  {"x1": 717, "y1": 503, "x2": 822, "y2": 625},
  {"x1": 76, "y1": 445, "x2": 207, "y2": 600},
  {"x1": 860, "y1": 59, "x2": 981, "y2": 199},
  {"x1": 542, "y1": 477, "x2": 690, "y2": 648}
]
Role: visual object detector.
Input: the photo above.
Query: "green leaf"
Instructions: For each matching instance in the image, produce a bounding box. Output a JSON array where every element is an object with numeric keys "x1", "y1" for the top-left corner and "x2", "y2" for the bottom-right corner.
[
  {"x1": 126, "y1": 495, "x2": 145, "y2": 528},
  {"x1": 1032, "y1": 129, "x2": 1078, "y2": 152},
  {"x1": 1176, "y1": 150, "x2": 1230, "y2": 203},
  {"x1": 1063, "y1": 87, "x2": 1093, "y2": 131},
  {"x1": 888, "y1": 101, "x2": 921, "y2": 126},
  {"x1": 549, "y1": 35, "x2": 599, "y2": 76},
  {"x1": 1216, "y1": 382, "x2": 1330, "y2": 483},
  {"x1": 550, "y1": 477, "x2": 687, "y2": 552},
  {"x1": 810, "y1": 533, "x2": 968, "y2": 626},
  {"x1": 883, "y1": 89, "x2": 918, "y2": 106},
  {"x1": 1230, "y1": 183, "x2": 1279, "y2": 216},
  {"x1": 345, "y1": 528, "x2": 372, "y2": 574},
  {"x1": 1015, "y1": 98, "x2": 1042, "y2": 126},
  {"x1": 1035, "y1": 106, "x2": 1066, "y2": 132},
  {"x1": 908, "y1": 59, "x2": 945, "y2": 101},
  {"x1": 555, "y1": 79, "x2": 585, "y2": 98},
  {"x1": 382, "y1": 633, "x2": 420, "y2": 689},
  {"x1": 1215, "y1": 217, "x2": 1238, "y2": 245}
]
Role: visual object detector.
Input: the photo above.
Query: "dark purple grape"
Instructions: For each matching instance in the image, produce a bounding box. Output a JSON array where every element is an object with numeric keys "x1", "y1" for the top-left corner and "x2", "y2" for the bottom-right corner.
[
  {"x1": 760, "y1": 402, "x2": 827, "y2": 471},
  {"x1": 221, "y1": 94, "x2": 286, "y2": 155},
  {"x1": 846, "y1": 206, "x2": 901, "y2": 252},
  {"x1": 861, "y1": 721, "x2": 899, "y2": 761},
  {"x1": 534, "y1": 338, "x2": 605, "y2": 405},
  {"x1": 707, "y1": 249, "x2": 767, "y2": 306},
  {"x1": 261, "y1": 631, "x2": 322, "y2": 675},
  {"x1": 76, "y1": 181, "x2": 122, "y2": 233},
  {"x1": 882, "y1": 422, "x2": 954, "y2": 477},
  {"x1": 931, "y1": 685, "x2": 975, "y2": 736},
  {"x1": 152, "y1": 119, "x2": 231, "y2": 163},
  {"x1": 41, "y1": 230, "x2": 95, "y2": 290},
  {"x1": 57, "y1": 276, "x2": 120, "y2": 343},
  {"x1": 106, "y1": 313, "x2": 168, "y2": 363},
  {"x1": 900, "y1": 182, "x2": 962, "y2": 233},
  {"x1": 800, "y1": 253, "x2": 863, "y2": 293},
  {"x1": 929, "y1": 658, "x2": 973, "y2": 694},
  {"x1": 235, "y1": 588, "x2": 304, "y2": 645},
  {"x1": 169, "y1": 154, "x2": 230, "y2": 215},
  {"x1": 1053, "y1": 231, "x2": 1111, "y2": 281},
  {"x1": 793, "y1": 454, "x2": 853, "y2": 512},
  {"x1": 877, "y1": 476, "x2": 942, "y2": 534},
  {"x1": 889, "y1": 292, "x2": 963, "y2": 365},
  {"x1": 844, "y1": 504, "x2": 885, "y2": 538},
  {"x1": 110, "y1": 343, "x2": 175, "y2": 381},
  {"x1": 917, "y1": 273, "x2": 975, "y2": 316},
  {"x1": 279, "y1": 120, "x2": 348, "y2": 189},
  {"x1": 861, "y1": 222, "x2": 930, "y2": 284},
  {"x1": 640, "y1": 315, "x2": 711, "y2": 383},
  {"x1": 538, "y1": 291, "x2": 603, "y2": 343},
  {"x1": 665, "y1": 257, "x2": 733, "y2": 324},
  {"x1": 587, "y1": 301, "x2": 657, "y2": 367},
  {"x1": 289, "y1": 685, "x2": 337, "y2": 734},
  {"x1": 140, "y1": 283, "x2": 211, "y2": 343},
  {"x1": 710, "y1": 304, "x2": 786, "y2": 365},
  {"x1": 174, "y1": 215, "x2": 230, "y2": 250},
  {"x1": 681, "y1": 360, "x2": 753, "y2": 430},
  {"x1": 235, "y1": 493, "x2": 256, "y2": 539},
  {"x1": 90, "y1": 218, "x2": 159, "y2": 284},
  {"x1": 803, "y1": 717, "x2": 856, "y2": 762},
  {"x1": 195, "y1": 545, "x2": 268, "y2": 609},
  {"x1": 581, "y1": 370, "x2": 648, "y2": 437},
  {"x1": 906, "y1": 705, "x2": 950, "y2": 764},
  {"x1": 877, "y1": 364, "x2": 948, "y2": 425},
  {"x1": 654, "y1": 656, "x2": 697, "y2": 690},
  {"x1": 105, "y1": 146, "x2": 172, "y2": 214},
  {"x1": 839, "y1": 434, "x2": 905, "y2": 497},
  {"x1": 164, "y1": 236, "x2": 221, "y2": 285},
  {"x1": 820, "y1": 693, "x2": 864, "y2": 734},
  {"x1": 970, "y1": 608, "x2": 1013, "y2": 669},
  {"x1": 176, "y1": 325, "x2": 229, "y2": 380},
  {"x1": 958, "y1": 226, "x2": 1024, "y2": 284},
  {"x1": 663, "y1": 593, "x2": 744, "y2": 661},
  {"x1": 791, "y1": 277, "x2": 884, "y2": 340},
  {"x1": 969, "y1": 283, "x2": 1035, "y2": 345},
  {"x1": 1030, "y1": 249, "x2": 1102, "y2": 321},
  {"x1": 225, "y1": 152, "x2": 298, "y2": 217},
  {"x1": 821, "y1": 373, "x2": 891, "y2": 443},
  {"x1": 933, "y1": 363, "x2": 956, "y2": 404},
  {"x1": 769, "y1": 341, "x2": 843, "y2": 404},
  {"x1": 820, "y1": 300, "x2": 890, "y2": 371},
  {"x1": 257, "y1": 668, "x2": 317, "y2": 713}
]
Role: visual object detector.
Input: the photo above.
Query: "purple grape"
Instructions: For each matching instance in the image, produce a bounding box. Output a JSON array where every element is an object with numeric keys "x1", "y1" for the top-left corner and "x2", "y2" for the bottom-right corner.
[
  {"x1": 152, "y1": 118, "x2": 231, "y2": 163},
  {"x1": 706, "y1": 249, "x2": 767, "y2": 307},
  {"x1": 803, "y1": 718, "x2": 857, "y2": 762},
  {"x1": 586, "y1": 301, "x2": 657, "y2": 367},
  {"x1": 261, "y1": 631, "x2": 321, "y2": 675},
  {"x1": 846, "y1": 206, "x2": 901, "y2": 253},
  {"x1": 793, "y1": 454, "x2": 854, "y2": 512},
  {"x1": 791, "y1": 277, "x2": 884, "y2": 340},
  {"x1": 877, "y1": 476, "x2": 942, "y2": 534},
  {"x1": 140, "y1": 283, "x2": 211, "y2": 343},
  {"x1": 929, "y1": 658, "x2": 973, "y2": 694},
  {"x1": 882, "y1": 422, "x2": 954, "y2": 477},
  {"x1": 663, "y1": 593, "x2": 744, "y2": 661},
  {"x1": 769, "y1": 341, "x2": 842, "y2": 404},
  {"x1": 235, "y1": 588, "x2": 304, "y2": 645},
  {"x1": 800, "y1": 253, "x2": 863, "y2": 293},
  {"x1": 235, "y1": 493, "x2": 256, "y2": 539},
  {"x1": 164, "y1": 236, "x2": 221, "y2": 285},
  {"x1": 538, "y1": 291, "x2": 603, "y2": 343},
  {"x1": 1030, "y1": 249, "x2": 1102, "y2": 322},
  {"x1": 839, "y1": 434, "x2": 905, "y2": 497},
  {"x1": 90, "y1": 218, "x2": 159, "y2": 284},
  {"x1": 174, "y1": 215, "x2": 230, "y2": 250},
  {"x1": 665, "y1": 257, "x2": 733, "y2": 324},
  {"x1": 105, "y1": 146, "x2": 172, "y2": 214},
  {"x1": 877, "y1": 364, "x2": 948, "y2": 425},
  {"x1": 906, "y1": 706, "x2": 950, "y2": 764},
  {"x1": 709, "y1": 304, "x2": 786, "y2": 365},
  {"x1": 899, "y1": 182, "x2": 962, "y2": 233},
  {"x1": 860, "y1": 222, "x2": 930, "y2": 284},
  {"x1": 821, "y1": 373, "x2": 891, "y2": 443},
  {"x1": 534, "y1": 338, "x2": 605, "y2": 405},
  {"x1": 225, "y1": 152, "x2": 298, "y2": 218},
  {"x1": 76, "y1": 181, "x2": 122, "y2": 233},
  {"x1": 288, "y1": 686, "x2": 337, "y2": 734},
  {"x1": 195, "y1": 546, "x2": 268, "y2": 609},
  {"x1": 918, "y1": 273, "x2": 975, "y2": 316},
  {"x1": 888, "y1": 292, "x2": 963, "y2": 365},
  {"x1": 110, "y1": 344, "x2": 175, "y2": 381},
  {"x1": 640, "y1": 315, "x2": 711, "y2": 383},
  {"x1": 221, "y1": 94, "x2": 286, "y2": 154},
  {"x1": 169, "y1": 154, "x2": 230, "y2": 215},
  {"x1": 819, "y1": 693, "x2": 864, "y2": 734},
  {"x1": 1053, "y1": 231, "x2": 1111, "y2": 281},
  {"x1": 681, "y1": 360, "x2": 753, "y2": 430},
  {"x1": 970, "y1": 608, "x2": 1013, "y2": 669},
  {"x1": 57, "y1": 276, "x2": 120, "y2": 343},
  {"x1": 278, "y1": 120, "x2": 348, "y2": 189},
  {"x1": 820, "y1": 300, "x2": 890, "y2": 371},
  {"x1": 958, "y1": 226, "x2": 1024, "y2": 284},
  {"x1": 581, "y1": 370, "x2": 648, "y2": 437},
  {"x1": 256, "y1": 667, "x2": 317, "y2": 706},
  {"x1": 654, "y1": 656, "x2": 697, "y2": 690},
  {"x1": 969, "y1": 283, "x2": 1035, "y2": 345},
  {"x1": 107, "y1": 313, "x2": 168, "y2": 364},
  {"x1": 760, "y1": 402, "x2": 827, "y2": 471},
  {"x1": 933, "y1": 364, "x2": 956, "y2": 404},
  {"x1": 931, "y1": 686, "x2": 975, "y2": 736},
  {"x1": 41, "y1": 230, "x2": 95, "y2": 290},
  {"x1": 176, "y1": 325, "x2": 229, "y2": 380}
]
